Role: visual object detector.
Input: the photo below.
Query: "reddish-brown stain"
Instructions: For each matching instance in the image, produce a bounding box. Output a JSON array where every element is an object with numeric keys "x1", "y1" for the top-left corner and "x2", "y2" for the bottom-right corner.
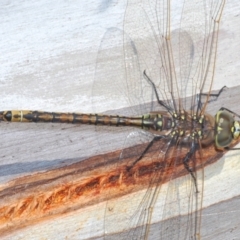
[{"x1": 0, "y1": 139, "x2": 238, "y2": 236}]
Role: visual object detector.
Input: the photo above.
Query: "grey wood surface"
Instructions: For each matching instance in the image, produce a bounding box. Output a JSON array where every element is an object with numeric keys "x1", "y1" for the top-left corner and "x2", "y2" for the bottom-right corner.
[{"x1": 0, "y1": 0, "x2": 240, "y2": 239}]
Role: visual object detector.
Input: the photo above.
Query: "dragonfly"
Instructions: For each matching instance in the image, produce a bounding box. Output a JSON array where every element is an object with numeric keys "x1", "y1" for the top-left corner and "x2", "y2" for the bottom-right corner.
[{"x1": 0, "y1": 0, "x2": 235, "y2": 239}]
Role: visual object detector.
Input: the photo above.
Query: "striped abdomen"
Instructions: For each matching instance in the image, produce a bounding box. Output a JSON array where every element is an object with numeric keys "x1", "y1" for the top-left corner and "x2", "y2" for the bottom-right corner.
[{"x1": 0, "y1": 110, "x2": 173, "y2": 132}]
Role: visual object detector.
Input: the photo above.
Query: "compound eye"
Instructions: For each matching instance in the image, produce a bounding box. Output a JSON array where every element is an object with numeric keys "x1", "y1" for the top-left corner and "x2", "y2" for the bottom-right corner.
[{"x1": 215, "y1": 110, "x2": 234, "y2": 148}]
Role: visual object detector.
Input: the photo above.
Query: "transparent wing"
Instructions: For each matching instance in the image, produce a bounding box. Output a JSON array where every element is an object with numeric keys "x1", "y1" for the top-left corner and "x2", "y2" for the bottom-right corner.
[
  {"x1": 93, "y1": 0, "x2": 225, "y2": 239},
  {"x1": 103, "y1": 131, "x2": 158, "y2": 239},
  {"x1": 177, "y1": 0, "x2": 225, "y2": 113},
  {"x1": 123, "y1": 0, "x2": 225, "y2": 113},
  {"x1": 103, "y1": 134, "x2": 170, "y2": 239},
  {"x1": 92, "y1": 26, "x2": 162, "y2": 158},
  {"x1": 92, "y1": 28, "x2": 129, "y2": 114},
  {"x1": 92, "y1": 27, "x2": 140, "y2": 158},
  {"x1": 92, "y1": 27, "x2": 154, "y2": 116},
  {"x1": 103, "y1": 136, "x2": 203, "y2": 239},
  {"x1": 159, "y1": 139, "x2": 204, "y2": 239}
]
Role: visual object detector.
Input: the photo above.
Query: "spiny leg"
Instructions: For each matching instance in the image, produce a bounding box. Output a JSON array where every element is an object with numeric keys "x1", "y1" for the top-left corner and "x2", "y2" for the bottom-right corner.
[
  {"x1": 200, "y1": 85, "x2": 226, "y2": 98},
  {"x1": 183, "y1": 141, "x2": 199, "y2": 192},
  {"x1": 143, "y1": 70, "x2": 173, "y2": 112},
  {"x1": 196, "y1": 86, "x2": 227, "y2": 110},
  {"x1": 128, "y1": 135, "x2": 168, "y2": 168}
]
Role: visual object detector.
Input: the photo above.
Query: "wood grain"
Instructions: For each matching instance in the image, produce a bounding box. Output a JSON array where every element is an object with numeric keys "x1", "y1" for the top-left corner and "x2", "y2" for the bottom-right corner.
[{"x1": 0, "y1": 0, "x2": 240, "y2": 239}]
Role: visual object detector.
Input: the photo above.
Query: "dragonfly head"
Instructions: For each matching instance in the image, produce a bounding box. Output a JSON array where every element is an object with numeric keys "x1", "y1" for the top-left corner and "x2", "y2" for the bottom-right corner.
[{"x1": 214, "y1": 110, "x2": 236, "y2": 149}]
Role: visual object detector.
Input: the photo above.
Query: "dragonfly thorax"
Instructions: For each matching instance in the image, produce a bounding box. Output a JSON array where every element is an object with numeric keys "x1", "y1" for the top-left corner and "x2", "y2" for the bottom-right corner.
[
  {"x1": 169, "y1": 111, "x2": 215, "y2": 146},
  {"x1": 141, "y1": 111, "x2": 215, "y2": 146}
]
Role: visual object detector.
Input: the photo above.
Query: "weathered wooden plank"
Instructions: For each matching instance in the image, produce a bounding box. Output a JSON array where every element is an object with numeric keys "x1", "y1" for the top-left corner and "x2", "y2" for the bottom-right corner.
[{"x1": 0, "y1": 0, "x2": 240, "y2": 239}]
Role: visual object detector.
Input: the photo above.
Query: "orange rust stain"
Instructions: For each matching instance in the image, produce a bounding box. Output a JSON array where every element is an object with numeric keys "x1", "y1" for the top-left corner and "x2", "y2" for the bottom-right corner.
[
  {"x1": 0, "y1": 139, "x2": 237, "y2": 236},
  {"x1": 17, "y1": 197, "x2": 33, "y2": 216}
]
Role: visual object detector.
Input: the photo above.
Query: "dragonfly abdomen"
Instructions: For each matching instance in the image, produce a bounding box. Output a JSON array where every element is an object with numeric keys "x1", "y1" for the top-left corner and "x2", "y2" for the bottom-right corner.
[
  {"x1": 0, "y1": 111, "x2": 174, "y2": 133},
  {"x1": 0, "y1": 110, "x2": 145, "y2": 127}
]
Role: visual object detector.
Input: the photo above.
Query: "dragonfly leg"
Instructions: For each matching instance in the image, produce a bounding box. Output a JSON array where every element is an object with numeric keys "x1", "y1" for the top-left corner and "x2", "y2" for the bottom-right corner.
[
  {"x1": 196, "y1": 86, "x2": 227, "y2": 110},
  {"x1": 129, "y1": 135, "x2": 167, "y2": 167},
  {"x1": 200, "y1": 85, "x2": 227, "y2": 98},
  {"x1": 183, "y1": 142, "x2": 199, "y2": 192},
  {"x1": 143, "y1": 70, "x2": 172, "y2": 112}
]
